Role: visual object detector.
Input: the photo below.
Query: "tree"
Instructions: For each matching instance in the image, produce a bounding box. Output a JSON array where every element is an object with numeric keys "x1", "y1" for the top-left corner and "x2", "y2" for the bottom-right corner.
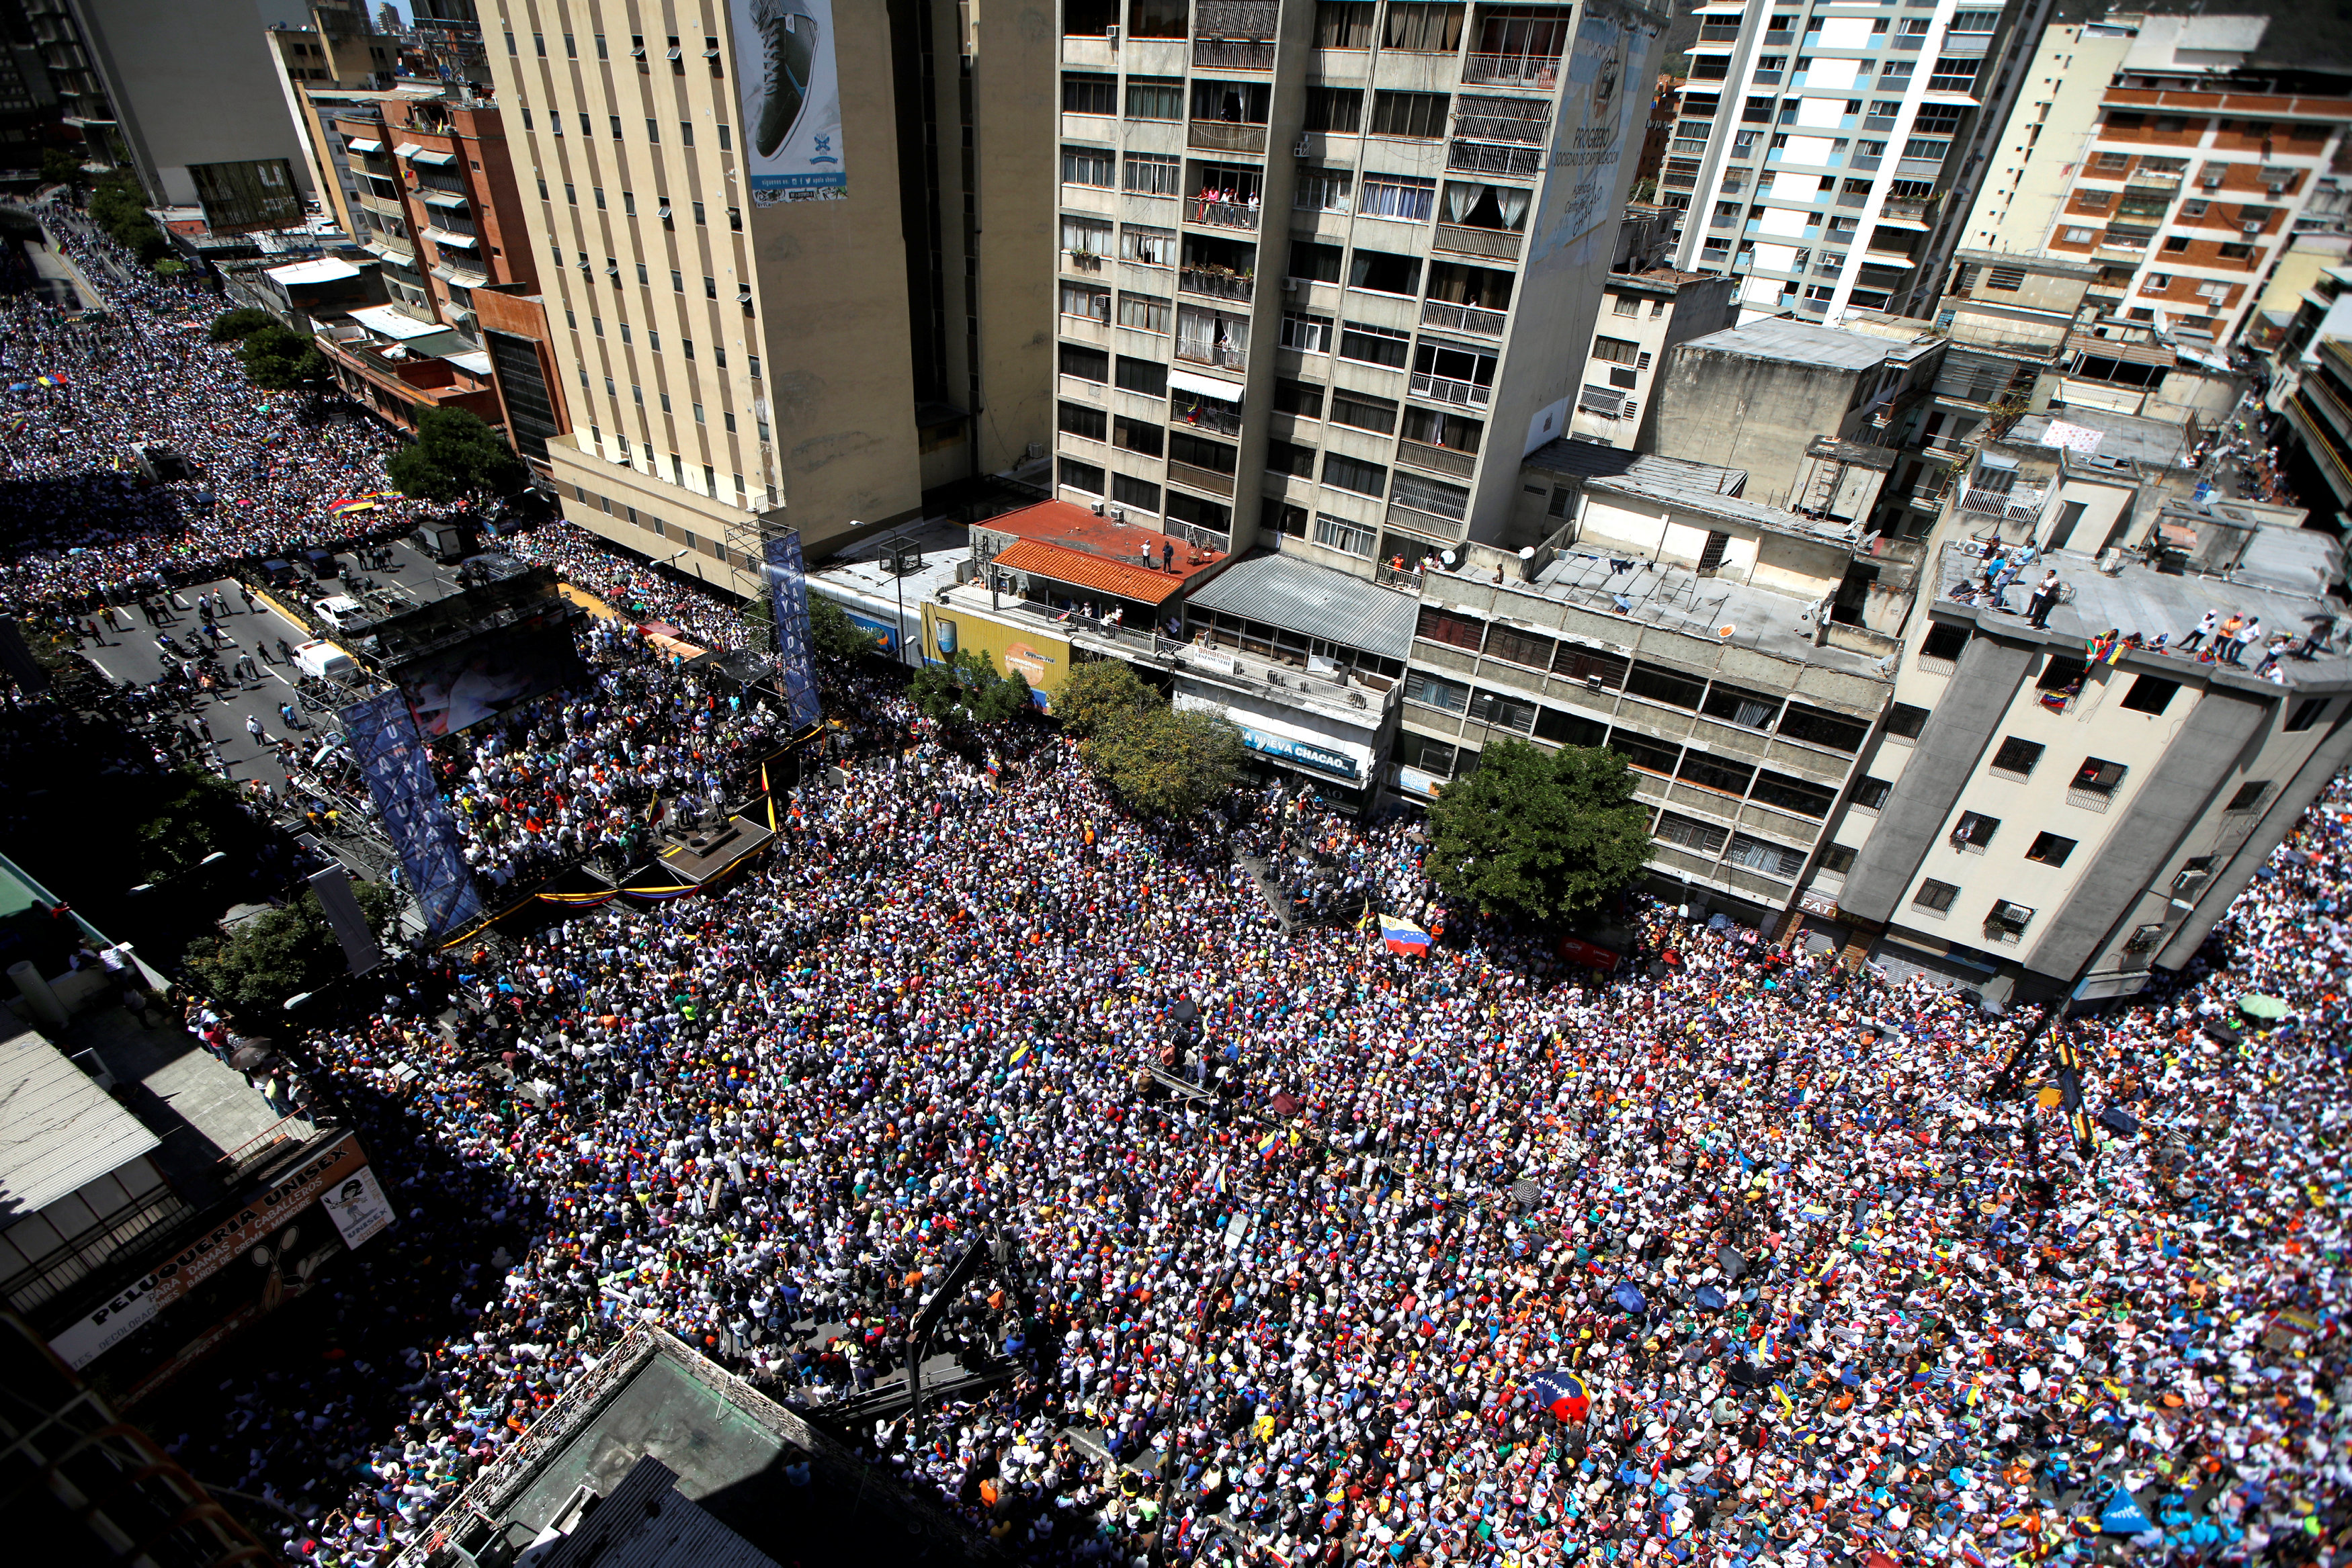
[
  {"x1": 806, "y1": 592, "x2": 878, "y2": 664},
  {"x1": 1053, "y1": 657, "x2": 1157, "y2": 737},
  {"x1": 133, "y1": 772, "x2": 275, "y2": 886},
  {"x1": 386, "y1": 406, "x2": 528, "y2": 503},
  {"x1": 908, "y1": 649, "x2": 1033, "y2": 726},
  {"x1": 239, "y1": 323, "x2": 331, "y2": 391},
  {"x1": 181, "y1": 881, "x2": 398, "y2": 1018},
  {"x1": 40, "y1": 147, "x2": 87, "y2": 188},
  {"x1": 209, "y1": 306, "x2": 278, "y2": 343},
  {"x1": 1425, "y1": 738, "x2": 1652, "y2": 928},
  {"x1": 1081, "y1": 702, "x2": 1245, "y2": 820},
  {"x1": 87, "y1": 169, "x2": 172, "y2": 263}
]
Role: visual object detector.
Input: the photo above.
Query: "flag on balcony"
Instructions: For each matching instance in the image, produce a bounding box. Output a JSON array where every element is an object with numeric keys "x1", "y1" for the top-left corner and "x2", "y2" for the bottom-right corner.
[{"x1": 1379, "y1": 915, "x2": 1431, "y2": 956}]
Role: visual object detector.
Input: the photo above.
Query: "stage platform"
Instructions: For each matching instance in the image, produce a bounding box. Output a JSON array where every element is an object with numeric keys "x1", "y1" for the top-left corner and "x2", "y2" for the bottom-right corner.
[{"x1": 653, "y1": 816, "x2": 776, "y2": 884}]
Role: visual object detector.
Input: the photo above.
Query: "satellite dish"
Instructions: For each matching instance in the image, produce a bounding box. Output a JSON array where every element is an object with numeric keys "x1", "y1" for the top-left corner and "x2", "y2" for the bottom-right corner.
[
  {"x1": 1440, "y1": 550, "x2": 1458, "y2": 568},
  {"x1": 1519, "y1": 546, "x2": 1536, "y2": 560}
]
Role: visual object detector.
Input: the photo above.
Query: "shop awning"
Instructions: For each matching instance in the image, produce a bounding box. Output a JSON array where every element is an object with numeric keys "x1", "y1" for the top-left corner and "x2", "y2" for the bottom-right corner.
[
  {"x1": 344, "y1": 137, "x2": 384, "y2": 154},
  {"x1": 1167, "y1": 367, "x2": 1244, "y2": 404}
]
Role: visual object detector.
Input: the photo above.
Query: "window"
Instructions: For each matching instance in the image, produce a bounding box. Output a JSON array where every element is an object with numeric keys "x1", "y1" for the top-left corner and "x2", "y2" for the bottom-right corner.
[
  {"x1": 1468, "y1": 688, "x2": 1538, "y2": 733},
  {"x1": 1123, "y1": 153, "x2": 1181, "y2": 195},
  {"x1": 1484, "y1": 625, "x2": 1553, "y2": 668},
  {"x1": 1821, "y1": 844, "x2": 1857, "y2": 876},
  {"x1": 1751, "y1": 771, "x2": 1835, "y2": 818},
  {"x1": 1949, "y1": 9, "x2": 2001, "y2": 31},
  {"x1": 1853, "y1": 775, "x2": 1892, "y2": 811},
  {"x1": 2286, "y1": 697, "x2": 2329, "y2": 732},
  {"x1": 1701, "y1": 683, "x2": 1779, "y2": 730},
  {"x1": 1316, "y1": 513, "x2": 1378, "y2": 557},
  {"x1": 1416, "y1": 605, "x2": 1484, "y2": 650},
  {"x1": 1115, "y1": 355, "x2": 1167, "y2": 396},
  {"x1": 1611, "y1": 294, "x2": 1640, "y2": 317},
  {"x1": 1265, "y1": 438, "x2": 1317, "y2": 478},
  {"x1": 1296, "y1": 167, "x2": 1353, "y2": 213},
  {"x1": 1680, "y1": 752, "x2": 1755, "y2": 797},
  {"x1": 1169, "y1": 430, "x2": 1238, "y2": 474},
  {"x1": 1282, "y1": 311, "x2": 1333, "y2": 353},
  {"x1": 1273, "y1": 377, "x2": 1325, "y2": 418},
  {"x1": 2064, "y1": 227, "x2": 2096, "y2": 244},
  {"x1": 2038, "y1": 655, "x2": 2088, "y2": 693},
  {"x1": 1112, "y1": 415, "x2": 1163, "y2": 457},
  {"x1": 1552, "y1": 644, "x2": 1627, "y2": 689},
  {"x1": 1061, "y1": 281, "x2": 1110, "y2": 321},
  {"x1": 1390, "y1": 472, "x2": 1469, "y2": 520},
  {"x1": 1304, "y1": 87, "x2": 1363, "y2": 134},
  {"x1": 1167, "y1": 493, "x2": 1232, "y2": 535},
  {"x1": 1290, "y1": 239, "x2": 1344, "y2": 284},
  {"x1": 1726, "y1": 834, "x2": 1806, "y2": 880},
  {"x1": 1063, "y1": 73, "x2": 1118, "y2": 115},
  {"x1": 1591, "y1": 335, "x2": 1640, "y2": 365},
  {"x1": 1779, "y1": 703, "x2": 1868, "y2": 753},
  {"x1": 1112, "y1": 474, "x2": 1162, "y2": 513},
  {"x1": 2106, "y1": 673, "x2": 2182, "y2": 716},
  {"x1": 1347, "y1": 250, "x2": 1421, "y2": 295},
  {"x1": 1913, "y1": 879, "x2": 1959, "y2": 914},
  {"x1": 1062, "y1": 145, "x2": 1115, "y2": 187},
  {"x1": 1359, "y1": 173, "x2": 1436, "y2": 221},
  {"x1": 1989, "y1": 736, "x2": 2043, "y2": 777},
  {"x1": 1058, "y1": 342, "x2": 1109, "y2": 382},
  {"x1": 1062, "y1": 214, "x2": 1113, "y2": 255},
  {"x1": 681, "y1": 121, "x2": 695, "y2": 146},
  {"x1": 1117, "y1": 292, "x2": 1170, "y2": 333},
  {"x1": 1121, "y1": 224, "x2": 1176, "y2": 266},
  {"x1": 1625, "y1": 663, "x2": 1704, "y2": 709},
  {"x1": 1125, "y1": 76, "x2": 1183, "y2": 120},
  {"x1": 2072, "y1": 757, "x2": 2128, "y2": 797},
  {"x1": 1339, "y1": 318, "x2": 1410, "y2": 366},
  {"x1": 1058, "y1": 458, "x2": 1105, "y2": 495},
  {"x1": 1405, "y1": 668, "x2": 1470, "y2": 710},
  {"x1": 1534, "y1": 707, "x2": 1607, "y2": 748},
  {"x1": 1329, "y1": 386, "x2": 1398, "y2": 434},
  {"x1": 1656, "y1": 813, "x2": 1729, "y2": 855},
  {"x1": 2025, "y1": 832, "x2": 2076, "y2": 867},
  {"x1": 1371, "y1": 91, "x2": 1451, "y2": 140},
  {"x1": 2226, "y1": 780, "x2": 2271, "y2": 812},
  {"x1": 1608, "y1": 732, "x2": 1681, "y2": 775},
  {"x1": 1383, "y1": 2, "x2": 1464, "y2": 51},
  {"x1": 1322, "y1": 452, "x2": 1387, "y2": 496},
  {"x1": 1886, "y1": 703, "x2": 1930, "y2": 740},
  {"x1": 1316, "y1": 1, "x2": 1377, "y2": 48}
]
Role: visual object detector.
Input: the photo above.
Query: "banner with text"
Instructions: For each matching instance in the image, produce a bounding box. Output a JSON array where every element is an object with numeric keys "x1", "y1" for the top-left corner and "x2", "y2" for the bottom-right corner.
[{"x1": 729, "y1": 0, "x2": 847, "y2": 203}]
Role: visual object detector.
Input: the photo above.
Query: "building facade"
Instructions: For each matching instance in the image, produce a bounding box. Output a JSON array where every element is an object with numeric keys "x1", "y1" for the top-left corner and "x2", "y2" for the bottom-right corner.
[
  {"x1": 475, "y1": 0, "x2": 1053, "y2": 594},
  {"x1": 1050, "y1": 0, "x2": 1667, "y2": 586},
  {"x1": 1669, "y1": 0, "x2": 2050, "y2": 324},
  {"x1": 1566, "y1": 264, "x2": 1736, "y2": 448}
]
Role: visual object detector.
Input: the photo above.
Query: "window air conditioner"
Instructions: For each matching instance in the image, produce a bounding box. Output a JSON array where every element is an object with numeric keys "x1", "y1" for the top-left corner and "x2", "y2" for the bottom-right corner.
[
  {"x1": 1283, "y1": 277, "x2": 1298, "y2": 292},
  {"x1": 2242, "y1": 221, "x2": 2263, "y2": 234},
  {"x1": 2199, "y1": 176, "x2": 2222, "y2": 190},
  {"x1": 1986, "y1": 900, "x2": 2033, "y2": 935},
  {"x1": 737, "y1": 290, "x2": 754, "y2": 305},
  {"x1": 1106, "y1": 24, "x2": 1120, "y2": 45},
  {"x1": 1294, "y1": 138, "x2": 1311, "y2": 157}
]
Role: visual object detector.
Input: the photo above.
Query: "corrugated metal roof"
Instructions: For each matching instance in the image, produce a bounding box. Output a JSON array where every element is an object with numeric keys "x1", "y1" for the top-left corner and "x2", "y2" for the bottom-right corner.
[
  {"x1": 1522, "y1": 440, "x2": 1748, "y2": 496},
  {"x1": 1684, "y1": 318, "x2": 1923, "y2": 372},
  {"x1": 1183, "y1": 552, "x2": 1419, "y2": 660},
  {"x1": 538, "y1": 1457, "x2": 780, "y2": 1568},
  {"x1": 0, "y1": 1014, "x2": 159, "y2": 1223},
  {"x1": 991, "y1": 538, "x2": 1193, "y2": 607}
]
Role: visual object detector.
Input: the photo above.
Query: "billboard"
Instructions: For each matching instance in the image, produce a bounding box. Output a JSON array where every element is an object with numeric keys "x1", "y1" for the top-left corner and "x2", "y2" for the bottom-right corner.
[
  {"x1": 393, "y1": 621, "x2": 588, "y2": 738},
  {"x1": 1528, "y1": 0, "x2": 1660, "y2": 269},
  {"x1": 762, "y1": 529, "x2": 824, "y2": 729},
  {"x1": 187, "y1": 157, "x2": 304, "y2": 236},
  {"x1": 341, "y1": 689, "x2": 485, "y2": 936},
  {"x1": 728, "y1": 0, "x2": 847, "y2": 204}
]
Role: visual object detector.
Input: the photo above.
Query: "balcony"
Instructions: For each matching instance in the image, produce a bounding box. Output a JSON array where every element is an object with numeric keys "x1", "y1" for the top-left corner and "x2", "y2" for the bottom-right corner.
[
  {"x1": 1175, "y1": 343, "x2": 1248, "y2": 373},
  {"x1": 1167, "y1": 459, "x2": 1236, "y2": 497},
  {"x1": 1386, "y1": 500, "x2": 1466, "y2": 538},
  {"x1": 1894, "y1": 157, "x2": 1943, "y2": 178},
  {"x1": 1882, "y1": 196, "x2": 1933, "y2": 221},
  {"x1": 1189, "y1": 198, "x2": 1263, "y2": 230},
  {"x1": 1170, "y1": 400, "x2": 1243, "y2": 437},
  {"x1": 1396, "y1": 439, "x2": 1477, "y2": 478},
  {"x1": 1179, "y1": 267, "x2": 1255, "y2": 303},
  {"x1": 1462, "y1": 54, "x2": 1564, "y2": 89},
  {"x1": 1433, "y1": 223, "x2": 1522, "y2": 261},
  {"x1": 1420, "y1": 298, "x2": 1506, "y2": 337},
  {"x1": 2126, "y1": 169, "x2": 2183, "y2": 191},
  {"x1": 1188, "y1": 120, "x2": 1267, "y2": 155},
  {"x1": 1763, "y1": 29, "x2": 1794, "y2": 44},
  {"x1": 1195, "y1": 38, "x2": 1275, "y2": 69},
  {"x1": 1196, "y1": 0, "x2": 1279, "y2": 37},
  {"x1": 1448, "y1": 140, "x2": 1542, "y2": 177},
  {"x1": 1411, "y1": 371, "x2": 1490, "y2": 408}
]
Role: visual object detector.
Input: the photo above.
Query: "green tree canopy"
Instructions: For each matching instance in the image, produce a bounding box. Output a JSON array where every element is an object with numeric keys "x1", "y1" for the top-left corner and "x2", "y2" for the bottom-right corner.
[
  {"x1": 1053, "y1": 657, "x2": 1157, "y2": 737},
  {"x1": 87, "y1": 169, "x2": 173, "y2": 263},
  {"x1": 1425, "y1": 738, "x2": 1651, "y2": 927},
  {"x1": 239, "y1": 323, "x2": 331, "y2": 391},
  {"x1": 40, "y1": 147, "x2": 88, "y2": 188},
  {"x1": 181, "y1": 881, "x2": 398, "y2": 1018},
  {"x1": 209, "y1": 306, "x2": 278, "y2": 343},
  {"x1": 908, "y1": 649, "x2": 1033, "y2": 726},
  {"x1": 806, "y1": 592, "x2": 879, "y2": 664},
  {"x1": 386, "y1": 406, "x2": 528, "y2": 503},
  {"x1": 1082, "y1": 702, "x2": 1245, "y2": 820}
]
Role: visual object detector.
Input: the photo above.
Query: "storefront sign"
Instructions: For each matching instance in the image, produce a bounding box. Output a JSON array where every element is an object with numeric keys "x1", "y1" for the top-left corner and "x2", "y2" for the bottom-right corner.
[
  {"x1": 1796, "y1": 889, "x2": 1840, "y2": 919},
  {"x1": 1240, "y1": 726, "x2": 1358, "y2": 780}
]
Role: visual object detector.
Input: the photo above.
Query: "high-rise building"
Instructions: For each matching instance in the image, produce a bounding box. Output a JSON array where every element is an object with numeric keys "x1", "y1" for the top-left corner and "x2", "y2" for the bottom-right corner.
[
  {"x1": 1951, "y1": 11, "x2": 2351, "y2": 351},
  {"x1": 474, "y1": 0, "x2": 1052, "y2": 593},
  {"x1": 1669, "y1": 0, "x2": 2050, "y2": 325},
  {"x1": 1049, "y1": 0, "x2": 1667, "y2": 584}
]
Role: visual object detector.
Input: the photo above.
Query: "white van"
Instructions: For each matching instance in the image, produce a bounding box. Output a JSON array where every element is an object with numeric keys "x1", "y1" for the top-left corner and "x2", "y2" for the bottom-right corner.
[{"x1": 292, "y1": 639, "x2": 358, "y2": 683}]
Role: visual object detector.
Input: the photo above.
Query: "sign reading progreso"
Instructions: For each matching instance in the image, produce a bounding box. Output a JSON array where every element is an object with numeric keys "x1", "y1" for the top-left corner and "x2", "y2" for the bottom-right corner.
[{"x1": 48, "y1": 1131, "x2": 374, "y2": 1369}]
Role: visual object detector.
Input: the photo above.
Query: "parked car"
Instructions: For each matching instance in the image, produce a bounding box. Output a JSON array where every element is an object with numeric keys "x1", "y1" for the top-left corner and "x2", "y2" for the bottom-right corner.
[{"x1": 313, "y1": 595, "x2": 370, "y2": 634}]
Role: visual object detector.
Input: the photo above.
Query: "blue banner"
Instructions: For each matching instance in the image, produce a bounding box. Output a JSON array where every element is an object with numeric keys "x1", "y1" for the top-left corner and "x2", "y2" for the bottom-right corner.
[
  {"x1": 763, "y1": 530, "x2": 823, "y2": 730},
  {"x1": 340, "y1": 690, "x2": 485, "y2": 938}
]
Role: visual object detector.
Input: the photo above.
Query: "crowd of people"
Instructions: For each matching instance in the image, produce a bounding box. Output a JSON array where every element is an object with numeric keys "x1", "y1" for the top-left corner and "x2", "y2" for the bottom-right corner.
[
  {"x1": 505, "y1": 519, "x2": 761, "y2": 652},
  {"x1": 8, "y1": 199, "x2": 2352, "y2": 1568}
]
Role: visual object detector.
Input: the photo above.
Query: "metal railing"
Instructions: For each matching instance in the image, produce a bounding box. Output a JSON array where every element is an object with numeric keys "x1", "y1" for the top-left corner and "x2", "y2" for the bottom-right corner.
[
  {"x1": 1386, "y1": 500, "x2": 1466, "y2": 537},
  {"x1": 1447, "y1": 139, "x2": 1543, "y2": 176},
  {"x1": 1419, "y1": 298, "x2": 1506, "y2": 336},
  {"x1": 1175, "y1": 342, "x2": 1248, "y2": 372},
  {"x1": 1179, "y1": 267, "x2": 1255, "y2": 303},
  {"x1": 1167, "y1": 458, "x2": 1236, "y2": 496},
  {"x1": 1462, "y1": 53, "x2": 1563, "y2": 87},
  {"x1": 1188, "y1": 120, "x2": 1267, "y2": 155},
  {"x1": 1188, "y1": 196, "x2": 1263, "y2": 230},
  {"x1": 1410, "y1": 371, "x2": 1491, "y2": 407},
  {"x1": 1395, "y1": 438, "x2": 1478, "y2": 478},
  {"x1": 1454, "y1": 108, "x2": 1548, "y2": 144},
  {"x1": 1196, "y1": 0, "x2": 1279, "y2": 38},
  {"x1": 1170, "y1": 400, "x2": 1244, "y2": 437},
  {"x1": 1433, "y1": 222, "x2": 1522, "y2": 260}
]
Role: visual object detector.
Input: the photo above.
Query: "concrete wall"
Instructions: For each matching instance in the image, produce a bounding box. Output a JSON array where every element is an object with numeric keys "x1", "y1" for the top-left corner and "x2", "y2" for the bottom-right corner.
[
  {"x1": 75, "y1": 0, "x2": 317, "y2": 206},
  {"x1": 1652, "y1": 347, "x2": 1859, "y2": 509},
  {"x1": 964, "y1": 0, "x2": 1056, "y2": 478}
]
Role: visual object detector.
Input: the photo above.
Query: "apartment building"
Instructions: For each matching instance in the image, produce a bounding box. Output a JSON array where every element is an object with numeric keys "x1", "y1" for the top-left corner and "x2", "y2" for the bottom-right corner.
[
  {"x1": 476, "y1": 0, "x2": 1052, "y2": 595},
  {"x1": 1565, "y1": 265, "x2": 1735, "y2": 448},
  {"x1": 1818, "y1": 473, "x2": 2349, "y2": 1000},
  {"x1": 1050, "y1": 0, "x2": 1666, "y2": 586},
  {"x1": 2259, "y1": 263, "x2": 2352, "y2": 526},
  {"x1": 1669, "y1": 0, "x2": 2050, "y2": 325},
  {"x1": 265, "y1": 0, "x2": 392, "y2": 91},
  {"x1": 1956, "y1": 12, "x2": 2351, "y2": 349}
]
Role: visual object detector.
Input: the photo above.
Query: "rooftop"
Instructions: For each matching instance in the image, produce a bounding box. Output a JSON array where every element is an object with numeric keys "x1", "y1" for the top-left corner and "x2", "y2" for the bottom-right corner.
[
  {"x1": 1610, "y1": 265, "x2": 1726, "y2": 296},
  {"x1": 979, "y1": 499, "x2": 1230, "y2": 581},
  {"x1": 1953, "y1": 248, "x2": 2101, "y2": 279},
  {"x1": 1684, "y1": 317, "x2": 1941, "y2": 373},
  {"x1": 263, "y1": 257, "x2": 364, "y2": 287},
  {"x1": 0, "y1": 1013, "x2": 159, "y2": 1223},
  {"x1": 2001, "y1": 405, "x2": 2198, "y2": 474},
  {"x1": 1180, "y1": 552, "x2": 1420, "y2": 661},
  {"x1": 989, "y1": 537, "x2": 1201, "y2": 608},
  {"x1": 1521, "y1": 439, "x2": 1748, "y2": 495}
]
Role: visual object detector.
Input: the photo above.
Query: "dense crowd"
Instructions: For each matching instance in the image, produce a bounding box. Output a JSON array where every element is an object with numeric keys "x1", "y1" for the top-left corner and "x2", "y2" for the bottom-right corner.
[
  {"x1": 8, "y1": 199, "x2": 2352, "y2": 1568},
  {"x1": 505, "y1": 519, "x2": 760, "y2": 652}
]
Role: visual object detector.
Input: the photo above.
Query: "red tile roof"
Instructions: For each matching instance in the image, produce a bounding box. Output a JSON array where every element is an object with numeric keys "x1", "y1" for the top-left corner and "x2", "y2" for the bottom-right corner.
[
  {"x1": 991, "y1": 537, "x2": 1196, "y2": 607},
  {"x1": 984, "y1": 500, "x2": 1228, "y2": 584}
]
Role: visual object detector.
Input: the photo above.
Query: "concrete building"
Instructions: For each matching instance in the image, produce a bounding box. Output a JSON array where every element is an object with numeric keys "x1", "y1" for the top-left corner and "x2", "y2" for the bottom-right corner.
[
  {"x1": 1049, "y1": 0, "x2": 1667, "y2": 584},
  {"x1": 2258, "y1": 265, "x2": 2352, "y2": 531},
  {"x1": 48, "y1": 0, "x2": 319, "y2": 207},
  {"x1": 264, "y1": 0, "x2": 391, "y2": 92},
  {"x1": 1567, "y1": 265, "x2": 1736, "y2": 449},
  {"x1": 1818, "y1": 468, "x2": 2348, "y2": 1000},
  {"x1": 17, "y1": 0, "x2": 116, "y2": 162},
  {"x1": 1390, "y1": 440, "x2": 1910, "y2": 922},
  {"x1": 1954, "y1": 11, "x2": 2352, "y2": 349},
  {"x1": 476, "y1": 0, "x2": 1054, "y2": 595},
  {"x1": 1670, "y1": 0, "x2": 2052, "y2": 324},
  {"x1": 284, "y1": 79, "x2": 440, "y2": 243}
]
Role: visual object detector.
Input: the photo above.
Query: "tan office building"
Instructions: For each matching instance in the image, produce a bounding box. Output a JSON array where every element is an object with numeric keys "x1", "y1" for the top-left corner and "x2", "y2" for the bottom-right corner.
[{"x1": 475, "y1": 0, "x2": 1052, "y2": 591}]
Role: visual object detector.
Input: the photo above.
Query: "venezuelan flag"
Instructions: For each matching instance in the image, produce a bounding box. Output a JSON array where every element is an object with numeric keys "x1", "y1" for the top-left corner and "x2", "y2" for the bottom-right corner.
[
  {"x1": 1007, "y1": 1040, "x2": 1034, "y2": 1067},
  {"x1": 1379, "y1": 915, "x2": 1431, "y2": 955}
]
